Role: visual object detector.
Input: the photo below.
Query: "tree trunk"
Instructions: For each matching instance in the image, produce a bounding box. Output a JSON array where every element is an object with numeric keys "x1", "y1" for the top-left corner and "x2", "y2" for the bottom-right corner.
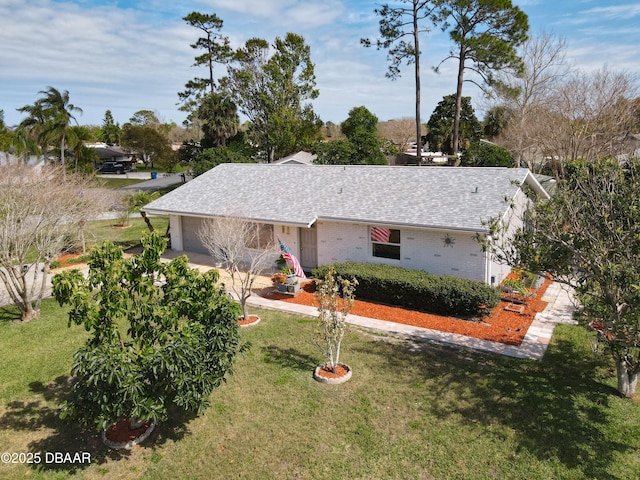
[
  {"x1": 21, "y1": 303, "x2": 40, "y2": 322},
  {"x1": 413, "y1": 1, "x2": 422, "y2": 163},
  {"x1": 452, "y1": 45, "x2": 466, "y2": 163},
  {"x1": 615, "y1": 358, "x2": 638, "y2": 398},
  {"x1": 141, "y1": 211, "x2": 155, "y2": 232}
]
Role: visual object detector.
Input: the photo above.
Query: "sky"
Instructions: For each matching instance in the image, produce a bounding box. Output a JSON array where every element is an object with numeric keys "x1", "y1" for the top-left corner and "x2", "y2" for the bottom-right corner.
[{"x1": 1, "y1": 0, "x2": 639, "y2": 129}]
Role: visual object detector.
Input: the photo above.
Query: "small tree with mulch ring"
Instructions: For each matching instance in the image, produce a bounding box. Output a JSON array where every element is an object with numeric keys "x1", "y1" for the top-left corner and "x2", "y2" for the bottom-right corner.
[{"x1": 314, "y1": 266, "x2": 357, "y2": 374}]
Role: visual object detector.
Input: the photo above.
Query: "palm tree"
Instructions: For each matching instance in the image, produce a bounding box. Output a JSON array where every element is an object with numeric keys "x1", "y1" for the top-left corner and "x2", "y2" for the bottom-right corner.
[
  {"x1": 197, "y1": 93, "x2": 239, "y2": 147},
  {"x1": 18, "y1": 87, "x2": 83, "y2": 175}
]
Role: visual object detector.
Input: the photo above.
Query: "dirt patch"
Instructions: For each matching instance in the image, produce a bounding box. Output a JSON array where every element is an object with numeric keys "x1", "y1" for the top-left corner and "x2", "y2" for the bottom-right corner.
[{"x1": 263, "y1": 278, "x2": 552, "y2": 346}]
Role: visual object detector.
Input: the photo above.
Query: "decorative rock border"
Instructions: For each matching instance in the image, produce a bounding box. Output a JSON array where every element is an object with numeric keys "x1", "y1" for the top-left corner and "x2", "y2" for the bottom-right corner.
[
  {"x1": 101, "y1": 422, "x2": 156, "y2": 449},
  {"x1": 313, "y1": 363, "x2": 352, "y2": 384}
]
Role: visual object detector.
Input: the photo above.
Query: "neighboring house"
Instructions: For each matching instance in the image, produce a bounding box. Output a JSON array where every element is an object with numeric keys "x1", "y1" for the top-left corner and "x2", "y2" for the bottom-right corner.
[
  {"x1": 271, "y1": 151, "x2": 316, "y2": 165},
  {"x1": 143, "y1": 164, "x2": 549, "y2": 285},
  {"x1": 86, "y1": 142, "x2": 133, "y2": 165}
]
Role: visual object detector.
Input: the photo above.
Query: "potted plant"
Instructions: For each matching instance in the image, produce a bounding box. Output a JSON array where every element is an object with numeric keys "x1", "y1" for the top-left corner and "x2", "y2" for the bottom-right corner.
[
  {"x1": 276, "y1": 255, "x2": 296, "y2": 284},
  {"x1": 271, "y1": 272, "x2": 288, "y2": 293}
]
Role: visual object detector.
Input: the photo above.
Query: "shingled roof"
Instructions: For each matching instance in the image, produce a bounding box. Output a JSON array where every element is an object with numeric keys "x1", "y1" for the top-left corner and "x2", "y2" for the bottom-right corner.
[{"x1": 143, "y1": 164, "x2": 548, "y2": 233}]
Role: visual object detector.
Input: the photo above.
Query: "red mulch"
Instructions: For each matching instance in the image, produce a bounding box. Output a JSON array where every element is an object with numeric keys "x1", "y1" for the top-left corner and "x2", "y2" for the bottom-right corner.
[
  {"x1": 104, "y1": 418, "x2": 152, "y2": 443},
  {"x1": 263, "y1": 277, "x2": 552, "y2": 346},
  {"x1": 316, "y1": 364, "x2": 350, "y2": 379},
  {"x1": 54, "y1": 252, "x2": 86, "y2": 268}
]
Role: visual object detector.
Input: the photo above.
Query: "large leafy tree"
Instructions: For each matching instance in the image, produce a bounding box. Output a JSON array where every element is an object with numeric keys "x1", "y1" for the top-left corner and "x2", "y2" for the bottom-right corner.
[
  {"x1": 312, "y1": 106, "x2": 387, "y2": 165},
  {"x1": 459, "y1": 141, "x2": 510, "y2": 166},
  {"x1": 482, "y1": 159, "x2": 640, "y2": 398},
  {"x1": 190, "y1": 145, "x2": 253, "y2": 177},
  {"x1": 426, "y1": 94, "x2": 481, "y2": 154},
  {"x1": 52, "y1": 232, "x2": 244, "y2": 431},
  {"x1": 179, "y1": 12, "x2": 232, "y2": 114},
  {"x1": 361, "y1": 0, "x2": 438, "y2": 162},
  {"x1": 17, "y1": 87, "x2": 83, "y2": 174},
  {"x1": 121, "y1": 110, "x2": 174, "y2": 169},
  {"x1": 224, "y1": 33, "x2": 322, "y2": 162},
  {"x1": 433, "y1": 0, "x2": 528, "y2": 160}
]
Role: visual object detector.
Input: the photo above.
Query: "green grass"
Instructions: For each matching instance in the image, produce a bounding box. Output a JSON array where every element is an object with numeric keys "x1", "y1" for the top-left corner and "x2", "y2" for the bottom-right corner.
[
  {"x1": 82, "y1": 217, "x2": 169, "y2": 252},
  {"x1": 0, "y1": 302, "x2": 639, "y2": 479},
  {"x1": 95, "y1": 177, "x2": 147, "y2": 189}
]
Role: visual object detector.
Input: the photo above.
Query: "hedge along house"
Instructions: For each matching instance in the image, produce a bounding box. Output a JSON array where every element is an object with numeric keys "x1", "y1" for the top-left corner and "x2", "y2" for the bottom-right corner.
[{"x1": 142, "y1": 164, "x2": 549, "y2": 286}]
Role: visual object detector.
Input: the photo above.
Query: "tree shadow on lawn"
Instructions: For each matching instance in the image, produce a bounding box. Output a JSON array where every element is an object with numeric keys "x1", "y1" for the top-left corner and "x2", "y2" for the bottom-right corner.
[
  {"x1": 0, "y1": 375, "x2": 199, "y2": 474},
  {"x1": 260, "y1": 344, "x2": 318, "y2": 371},
  {"x1": 0, "y1": 304, "x2": 21, "y2": 323},
  {"x1": 352, "y1": 332, "x2": 629, "y2": 480}
]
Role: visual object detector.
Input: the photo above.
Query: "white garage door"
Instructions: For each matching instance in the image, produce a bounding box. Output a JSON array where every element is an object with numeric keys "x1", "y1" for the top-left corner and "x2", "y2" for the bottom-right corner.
[{"x1": 181, "y1": 216, "x2": 208, "y2": 254}]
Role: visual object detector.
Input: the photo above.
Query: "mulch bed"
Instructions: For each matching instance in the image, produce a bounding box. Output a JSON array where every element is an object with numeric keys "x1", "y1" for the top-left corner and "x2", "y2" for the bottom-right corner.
[
  {"x1": 263, "y1": 277, "x2": 552, "y2": 346},
  {"x1": 54, "y1": 252, "x2": 87, "y2": 269}
]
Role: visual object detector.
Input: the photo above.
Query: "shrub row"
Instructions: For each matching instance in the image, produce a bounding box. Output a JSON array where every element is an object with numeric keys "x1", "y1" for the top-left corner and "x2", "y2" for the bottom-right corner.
[{"x1": 313, "y1": 262, "x2": 501, "y2": 317}]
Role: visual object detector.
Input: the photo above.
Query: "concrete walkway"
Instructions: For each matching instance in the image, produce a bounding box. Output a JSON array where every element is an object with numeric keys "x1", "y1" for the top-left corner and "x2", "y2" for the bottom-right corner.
[{"x1": 164, "y1": 250, "x2": 579, "y2": 360}]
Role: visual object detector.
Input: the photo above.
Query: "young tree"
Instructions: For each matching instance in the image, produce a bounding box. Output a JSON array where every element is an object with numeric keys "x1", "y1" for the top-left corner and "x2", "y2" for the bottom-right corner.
[
  {"x1": 17, "y1": 87, "x2": 83, "y2": 175},
  {"x1": 314, "y1": 266, "x2": 357, "y2": 374},
  {"x1": 224, "y1": 33, "x2": 322, "y2": 162},
  {"x1": 179, "y1": 12, "x2": 233, "y2": 114},
  {"x1": 433, "y1": 0, "x2": 528, "y2": 160},
  {"x1": 426, "y1": 94, "x2": 482, "y2": 154},
  {"x1": 0, "y1": 165, "x2": 105, "y2": 321},
  {"x1": 361, "y1": 0, "x2": 438, "y2": 162},
  {"x1": 52, "y1": 232, "x2": 243, "y2": 432},
  {"x1": 482, "y1": 159, "x2": 640, "y2": 397},
  {"x1": 198, "y1": 216, "x2": 279, "y2": 322}
]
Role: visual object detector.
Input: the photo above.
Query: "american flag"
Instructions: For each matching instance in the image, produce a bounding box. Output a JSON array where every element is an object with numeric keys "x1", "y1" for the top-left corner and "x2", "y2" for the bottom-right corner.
[
  {"x1": 278, "y1": 239, "x2": 306, "y2": 278},
  {"x1": 370, "y1": 227, "x2": 391, "y2": 243}
]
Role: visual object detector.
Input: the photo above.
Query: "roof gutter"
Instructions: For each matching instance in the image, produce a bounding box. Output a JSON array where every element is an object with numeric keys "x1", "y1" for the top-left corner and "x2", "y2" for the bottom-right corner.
[{"x1": 142, "y1": 207, "x2": 317, "y2": 228}]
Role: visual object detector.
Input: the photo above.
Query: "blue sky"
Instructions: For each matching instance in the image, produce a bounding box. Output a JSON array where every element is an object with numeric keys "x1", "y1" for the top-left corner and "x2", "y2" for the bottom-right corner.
[{"x1": 1, "y1": 0, "x2": 639, "y2": 128}]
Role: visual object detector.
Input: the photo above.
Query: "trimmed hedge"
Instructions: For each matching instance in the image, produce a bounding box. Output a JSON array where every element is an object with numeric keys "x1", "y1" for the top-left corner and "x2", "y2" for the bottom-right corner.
[{"x1": 313, "y1": 262, "x2": 501, "y2": 317}]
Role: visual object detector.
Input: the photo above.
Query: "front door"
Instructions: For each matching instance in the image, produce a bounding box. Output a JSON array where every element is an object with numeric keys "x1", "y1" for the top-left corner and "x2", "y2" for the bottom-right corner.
[{"x1": 299, "y1": 225, "x2": 318, "y2": 270}]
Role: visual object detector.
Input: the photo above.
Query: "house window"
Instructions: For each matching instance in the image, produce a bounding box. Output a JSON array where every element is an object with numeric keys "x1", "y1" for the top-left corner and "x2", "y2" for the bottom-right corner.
[
  {"x1": 245, "y1": 223, "x2": 274, "y2": 249},
  {"x1": 370, "y1": 226, "x2": 400, "y2": 260}
]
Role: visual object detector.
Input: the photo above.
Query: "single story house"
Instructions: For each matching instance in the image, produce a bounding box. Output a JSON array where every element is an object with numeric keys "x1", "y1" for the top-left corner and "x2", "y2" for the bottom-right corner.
[{"x1": 143, "y1": 164, "x2": 549, "y2": 285}]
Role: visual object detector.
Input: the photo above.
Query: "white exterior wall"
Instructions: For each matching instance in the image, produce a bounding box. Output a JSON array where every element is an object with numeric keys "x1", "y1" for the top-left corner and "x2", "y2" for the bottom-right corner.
[
  {"x1": 316, "y1": 220, "x2": 486, "y2": 282},
  {"x1": 273, "y1": 223, "x2": 300, "y2": 258},
  {"x1": 170, "y1": 215, "x2": 183, "y2": 251},
  {"x1": 485, "y1": 188, "x2": 529, "y2": 285}
]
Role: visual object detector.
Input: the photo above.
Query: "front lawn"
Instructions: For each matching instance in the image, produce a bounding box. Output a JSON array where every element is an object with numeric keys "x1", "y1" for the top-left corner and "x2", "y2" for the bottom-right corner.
[
  {"x1": 0, "y1": 301, "x2": 638, "y2": 479},
  {"x1": 82, "y1": 217, "x2": 169, "y2": 252}
]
